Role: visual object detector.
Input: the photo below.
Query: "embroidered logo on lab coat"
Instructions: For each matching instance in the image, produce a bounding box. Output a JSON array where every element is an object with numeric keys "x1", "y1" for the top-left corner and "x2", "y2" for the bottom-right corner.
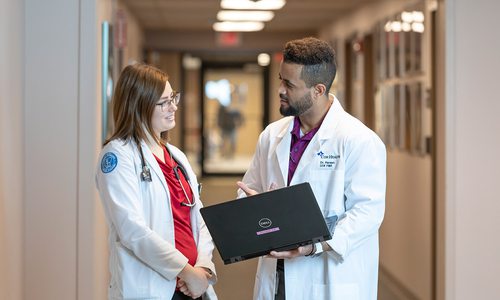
[
  {"x1": 317, "y1": 151, "x2": 340, "y2": 169},
  {"x1": 101, "y1": 152, "x2": 118, "y2": 173}
]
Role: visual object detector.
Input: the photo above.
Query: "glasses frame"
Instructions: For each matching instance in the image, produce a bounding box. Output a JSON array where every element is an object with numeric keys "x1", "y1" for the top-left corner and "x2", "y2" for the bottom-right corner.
[{"x1": 156, "y1": 91, "x2": 181, "y2": 112}]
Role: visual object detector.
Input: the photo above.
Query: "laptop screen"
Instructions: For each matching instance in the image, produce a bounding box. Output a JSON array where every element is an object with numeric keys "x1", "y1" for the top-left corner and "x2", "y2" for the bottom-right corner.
[{"x1": 200, "y1": 182, "x2": 332, "y2": 264}]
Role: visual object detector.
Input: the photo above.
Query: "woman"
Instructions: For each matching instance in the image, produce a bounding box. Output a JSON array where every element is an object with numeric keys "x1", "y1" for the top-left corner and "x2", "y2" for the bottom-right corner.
[{"x1": 96, "y1": 63, "x2": 217, "y2": 300}]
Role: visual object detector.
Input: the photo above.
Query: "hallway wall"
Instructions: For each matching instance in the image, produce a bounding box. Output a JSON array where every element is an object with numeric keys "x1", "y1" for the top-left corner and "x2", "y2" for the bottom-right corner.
[
  {"x1": 0, "y1": 0, "x2": 24, "y2": 298},
  {"x1": 24, "y1": 0, "x2": 95, "y2": 298},
  {"x1": 444, "y1": 0, "x2": 500, "y2": 298},
  {"x1": 321, "y1": 0, "x2": 432, "y2": 298},
  {"x1": 2, "y1": 0, "x2": 500, "y2": 299}
]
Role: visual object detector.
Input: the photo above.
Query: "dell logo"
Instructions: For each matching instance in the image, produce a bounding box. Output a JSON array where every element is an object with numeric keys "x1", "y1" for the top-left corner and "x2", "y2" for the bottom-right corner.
[{"x1": 258, "y1": 218, "x2": 272, "y2": 228}]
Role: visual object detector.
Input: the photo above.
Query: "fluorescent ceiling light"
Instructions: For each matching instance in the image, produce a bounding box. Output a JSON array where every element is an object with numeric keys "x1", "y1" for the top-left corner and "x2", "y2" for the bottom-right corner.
[
  {"x1": 412, "y1": 11, "x2": 424, "y2": 23},
  {"x1": 390, "y1": 21, "x2": 402, "y2": 32},
  {"x1": 221, "y1": 0, "x2": 286, "y2": 10},
  {"x1": 217, "y1": 10, "x2": 275, "y2": 22},
  {"x1": 401, "y1": 11, "x2": 413, "y2": 23},
  {"x1": 412, "y1": 22, "x2": 425, "y2": 33},
  {"x1": 213, "y1": 21, "x2": 265, "y2": 32},
  {"x1": 384, "y1": 21, "x2": 391, "y2": 32},
  {"x1": 402, "y1": 22, "x2": 411, "y2": 32}
]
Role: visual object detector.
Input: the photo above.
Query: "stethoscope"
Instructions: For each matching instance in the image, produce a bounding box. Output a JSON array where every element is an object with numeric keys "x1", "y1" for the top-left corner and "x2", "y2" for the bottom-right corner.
[{"x1": 138, "y1": 145, "x2": 196, "y2": 207}]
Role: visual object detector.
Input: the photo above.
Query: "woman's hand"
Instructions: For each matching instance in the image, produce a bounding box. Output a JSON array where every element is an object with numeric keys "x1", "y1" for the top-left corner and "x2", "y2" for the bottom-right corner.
[{"x1": 177, "y1": 265, "x2": 211, "y2": 298}]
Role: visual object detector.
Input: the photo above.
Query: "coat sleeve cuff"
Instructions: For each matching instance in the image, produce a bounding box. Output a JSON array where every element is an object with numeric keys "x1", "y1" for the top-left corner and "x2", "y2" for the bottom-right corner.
[
  {"x1": 326, "y1": 229, "x2": 348, "y2": 259},
  {"x1": 194, "y1": 262, "x2": 217, "y2": 284},
  {"x1": 168, "y1": 255, "x2": 190, "y2": 281}
]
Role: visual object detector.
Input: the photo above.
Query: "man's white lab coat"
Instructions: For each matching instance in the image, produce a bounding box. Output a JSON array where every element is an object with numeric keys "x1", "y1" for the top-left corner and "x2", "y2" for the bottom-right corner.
[{"x1": 240, "y1": 96, "x2": 386, "y2": 300}]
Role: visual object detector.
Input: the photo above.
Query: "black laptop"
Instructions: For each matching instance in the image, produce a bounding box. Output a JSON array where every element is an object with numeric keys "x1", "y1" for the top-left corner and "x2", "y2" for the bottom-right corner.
[{"x1": 200, "y1": 182, "x2": 333, "y2": 264}]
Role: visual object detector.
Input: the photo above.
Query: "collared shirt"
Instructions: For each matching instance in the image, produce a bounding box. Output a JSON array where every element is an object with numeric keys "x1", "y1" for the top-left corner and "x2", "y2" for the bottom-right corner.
[
  {"x1": 288, "y1": 117, "x2": 321, "y2": 185},
  {"x1": 154, "y1": 147, "x2": 198, "y2": 267}
]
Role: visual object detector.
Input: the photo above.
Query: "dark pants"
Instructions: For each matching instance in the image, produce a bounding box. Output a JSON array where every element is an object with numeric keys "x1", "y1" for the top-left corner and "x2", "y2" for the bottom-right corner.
[
  {"x1": 172, "y1": 291, "x2": 201, "y2": 300},
  {"x1": 275, "y1": 259, "x2": 285, "y2": 300}
]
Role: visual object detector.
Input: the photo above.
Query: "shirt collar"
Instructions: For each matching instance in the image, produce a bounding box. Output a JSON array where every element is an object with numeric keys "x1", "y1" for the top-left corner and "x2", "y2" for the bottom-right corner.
[{"x1": 290, "y1": 116, "x2": 321, "y2": 141}]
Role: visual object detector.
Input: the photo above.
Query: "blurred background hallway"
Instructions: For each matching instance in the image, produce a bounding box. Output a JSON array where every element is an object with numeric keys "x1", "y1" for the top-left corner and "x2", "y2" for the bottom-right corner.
[{"x1": 1, "y1": 0, "x2": 500, "y2": 299}]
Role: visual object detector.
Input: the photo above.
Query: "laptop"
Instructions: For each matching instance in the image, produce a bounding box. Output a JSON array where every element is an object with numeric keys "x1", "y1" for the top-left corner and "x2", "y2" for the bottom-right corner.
[{"x1": 200, "y1": 182, "x2": 334, "y2": 264}]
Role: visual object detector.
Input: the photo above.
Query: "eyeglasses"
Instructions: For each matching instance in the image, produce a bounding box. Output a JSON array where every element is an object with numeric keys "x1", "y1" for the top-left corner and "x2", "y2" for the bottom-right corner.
[{"x1": 156, "y1": 91, "x2": 181, "y2": 112}]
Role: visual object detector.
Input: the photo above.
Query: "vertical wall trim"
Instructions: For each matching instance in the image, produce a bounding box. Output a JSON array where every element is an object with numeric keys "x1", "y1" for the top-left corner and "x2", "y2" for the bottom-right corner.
[
  {"x1": 444, "y1": 0, "x2": 456, "y2": 299},
  {"x1": 76, "y1": 0, "x2": 82, "y2": 297},
  {"x1": 77, "y1": 0, "x2": 99, "y2": 299}
]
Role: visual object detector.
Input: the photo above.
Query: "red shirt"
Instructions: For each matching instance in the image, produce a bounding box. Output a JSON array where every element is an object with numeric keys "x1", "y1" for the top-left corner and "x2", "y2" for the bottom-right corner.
[{"x1": 154, "y1": 147, "x2": 198, "y2": 266}]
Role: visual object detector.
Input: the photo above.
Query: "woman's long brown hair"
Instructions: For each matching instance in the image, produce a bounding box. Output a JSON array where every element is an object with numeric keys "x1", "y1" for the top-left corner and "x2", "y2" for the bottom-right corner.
[{"x1": 104, "y1": 63, "x2": 168, "y2": 147}]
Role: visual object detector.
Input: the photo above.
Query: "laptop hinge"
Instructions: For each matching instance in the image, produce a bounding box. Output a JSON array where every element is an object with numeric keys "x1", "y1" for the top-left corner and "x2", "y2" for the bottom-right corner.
[{"x1": 229, "y1": 256, "x2": 243, "y2": 264}]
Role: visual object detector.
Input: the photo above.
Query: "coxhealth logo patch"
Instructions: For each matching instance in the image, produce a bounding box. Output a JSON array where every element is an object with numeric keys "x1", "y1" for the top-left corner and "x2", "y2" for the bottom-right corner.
[
  {"x1": 317, "y1": 150, "x2": 340, "y2": 169},
  {"x1": 101, "y1": 152, "x2": 118, "y2": 173}
]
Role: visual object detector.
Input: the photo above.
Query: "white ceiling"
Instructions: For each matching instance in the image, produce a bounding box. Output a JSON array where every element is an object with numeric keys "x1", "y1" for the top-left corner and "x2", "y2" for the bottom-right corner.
[{"x1": 121, "y1": 0, "x2": 381, "y2": 32}]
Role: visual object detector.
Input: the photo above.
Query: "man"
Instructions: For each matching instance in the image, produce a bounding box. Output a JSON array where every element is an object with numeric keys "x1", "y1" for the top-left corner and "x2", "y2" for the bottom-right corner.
[{"x1": 237, "y1": 37, "x2": 386, "y2": 300}]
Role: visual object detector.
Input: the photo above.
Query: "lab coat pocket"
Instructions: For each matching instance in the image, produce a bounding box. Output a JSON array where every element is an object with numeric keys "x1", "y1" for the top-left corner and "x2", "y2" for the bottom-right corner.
[
  {"x1": 313, "y1": 283, "x2": 359, "y2": 300},
  {"x1": 115, "y1": 242, "x2": 150, "y2": 298},
  {"x1": 334, "y1": 283, "x2": 360, "y2": 300},
  {"x1": 308, "y1": 169, "x2": 344, "y2": 209}
]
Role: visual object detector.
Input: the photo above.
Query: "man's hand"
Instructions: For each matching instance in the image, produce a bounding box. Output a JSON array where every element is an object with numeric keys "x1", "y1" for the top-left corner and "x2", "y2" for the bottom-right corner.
[
  {"x1": 237, "y1": 181, "x2": 258, "y2": 196},
  {"x1": 177, "y1": 265, "x2": 210, "y2": 298},
  {"x1": 267, "y1": 244, "x2": 314, "y2": 259},
  {"x1": 237, "y1": 181, "x2": 278, "y2": 196}
]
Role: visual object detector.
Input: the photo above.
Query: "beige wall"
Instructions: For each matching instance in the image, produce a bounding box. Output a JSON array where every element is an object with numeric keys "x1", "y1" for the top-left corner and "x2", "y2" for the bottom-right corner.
[
  {"x1": 0, "y1": 0, "x2": 24, "y2": 298},
  {"x1": 381, "y1": 152, "x2": 433, "y2": 299},
  {"x1": 23, "y1": 0, "x2": 103, "y2": 298},
  {"x1": 444, "y1": 0, "x2": 500, "y2": 298},
  {"x1": 94, "y1": 1, "x2": 146, "y2": 299},
  {"x1": 0, "y1": 0, "x2": 124, "y2": 298},
  {"x1": 116, "y1": 0, "x2": 144, "y2": 66},
  {"x1": 95, "y1": 2, "x2": 113, "y2": 300},
  {"x1": 322, "y1": 0, "x2": 433, "y2": 298}
]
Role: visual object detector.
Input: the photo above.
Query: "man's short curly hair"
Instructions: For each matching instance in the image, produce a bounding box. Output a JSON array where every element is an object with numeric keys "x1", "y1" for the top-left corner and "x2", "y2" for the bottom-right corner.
[{"x1": 283, "y1": 37, "x2": 337, "y2": 92}]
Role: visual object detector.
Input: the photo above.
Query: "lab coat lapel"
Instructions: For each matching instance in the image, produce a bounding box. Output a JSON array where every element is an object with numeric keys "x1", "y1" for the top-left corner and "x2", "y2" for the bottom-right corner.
[
  {"x1": 290, "y1": 137, "x2": 320, "y2": 185},
  {"x1": 139, "y1": 141, "x2": 168, "y2": 193},
  {"x1": 274, "y1": 119, "x2": 294, "y2": 186},
  {"x1": 316, "y1": 94, "x2": 343, "y2": 140},
  {"x1": 289, "y1": 95, "x2": 342, "y2": 184}
]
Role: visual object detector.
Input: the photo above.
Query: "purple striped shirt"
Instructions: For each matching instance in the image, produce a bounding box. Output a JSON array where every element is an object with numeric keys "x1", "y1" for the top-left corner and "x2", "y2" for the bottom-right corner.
[{"x1": 287, "y1": 117, "x2": 321, "y2": 185}]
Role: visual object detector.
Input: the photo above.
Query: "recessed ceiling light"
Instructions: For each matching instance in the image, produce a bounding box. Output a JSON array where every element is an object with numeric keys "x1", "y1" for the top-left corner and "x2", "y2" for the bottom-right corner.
[
  {"x1": 258, "y1": 53, "x2": 271, "y2": 66},
  {"x1": 217, "y1": 10, "x2": 275, "y2": 22},
  {"x1": 221, "y1": 0, "x2": 286, "y2": 10},
  {"x1": 213, "y1": 21, "x2": 265, "y2": 32}
]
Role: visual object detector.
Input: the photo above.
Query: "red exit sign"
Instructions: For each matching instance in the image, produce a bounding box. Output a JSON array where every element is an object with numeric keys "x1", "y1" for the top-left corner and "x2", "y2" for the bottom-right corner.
[{"x1": 216, "y1": 32, "x2": 241, "y2": 47}]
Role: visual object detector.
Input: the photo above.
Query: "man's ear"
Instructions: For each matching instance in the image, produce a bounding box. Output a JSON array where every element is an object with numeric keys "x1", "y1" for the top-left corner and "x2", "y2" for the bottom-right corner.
[{"x1": 314, "y1": 84, "x2": 327, "y2": 97}]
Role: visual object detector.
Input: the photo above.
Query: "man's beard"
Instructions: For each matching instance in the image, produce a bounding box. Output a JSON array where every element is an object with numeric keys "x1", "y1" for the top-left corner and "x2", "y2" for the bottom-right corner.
[{"x1": 279, "y1": 92, "x2": 313, "y2": 117}]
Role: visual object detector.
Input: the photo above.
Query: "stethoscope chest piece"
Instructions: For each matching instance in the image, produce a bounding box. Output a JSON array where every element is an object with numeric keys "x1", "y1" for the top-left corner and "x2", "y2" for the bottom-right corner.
[
  {"x1": 138, "y1": 144, "x2": 152, "y2": 182},
  {"x1": 141, "y1": 165, "x2": 152, "y2": 182}
]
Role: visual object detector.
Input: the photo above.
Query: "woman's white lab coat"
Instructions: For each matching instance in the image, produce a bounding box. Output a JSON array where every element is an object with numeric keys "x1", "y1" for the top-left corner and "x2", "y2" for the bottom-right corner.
[
  {"x1": 96, "y1": 139, "x2": 217, "y2": 300},
  {"x1": 240, "y1": 97, "x2": 386, "y2": 300}
]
